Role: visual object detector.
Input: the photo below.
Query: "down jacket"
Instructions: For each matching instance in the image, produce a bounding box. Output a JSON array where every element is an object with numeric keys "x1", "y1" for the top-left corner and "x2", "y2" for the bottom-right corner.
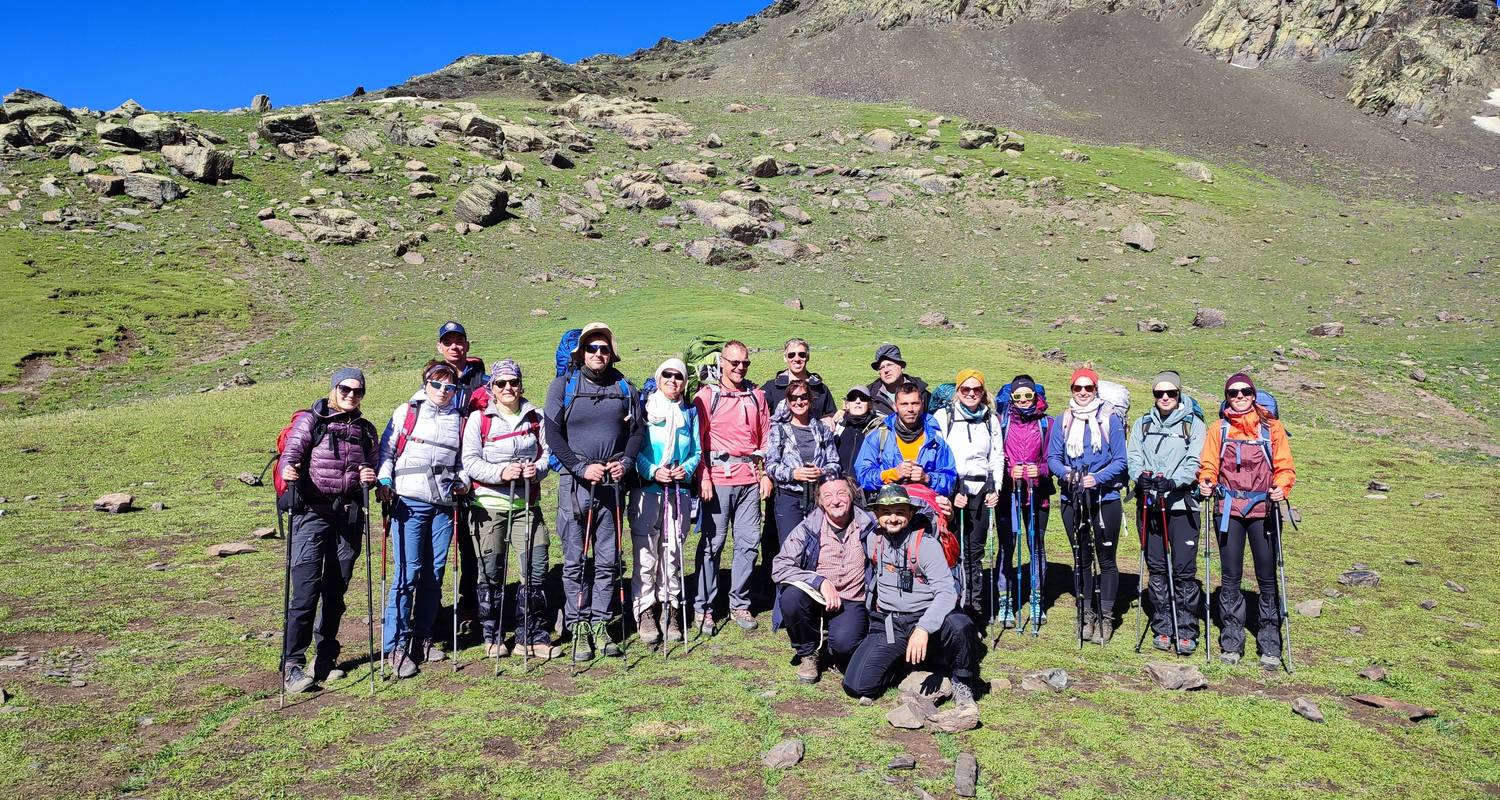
[{"x1": 279, "y1": 398, "x2": 379, "y2": 504}]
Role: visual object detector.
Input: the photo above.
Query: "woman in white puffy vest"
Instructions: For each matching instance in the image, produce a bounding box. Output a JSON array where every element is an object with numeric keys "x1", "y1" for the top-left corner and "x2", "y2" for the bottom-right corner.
[{"x1": 376, "y1": 360, "x2": 469, "y2": 678}]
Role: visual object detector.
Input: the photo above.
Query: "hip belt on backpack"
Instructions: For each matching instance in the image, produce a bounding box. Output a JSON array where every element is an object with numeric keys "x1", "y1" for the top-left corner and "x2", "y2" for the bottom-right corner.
[
  {"x1": 394, "y1": 462, "x2": 460, "y2": 503},
  {"x1": 710, "y1": 452, "x2": 758, "y2": 464},
  {"x1": 1215, "y1": 486, "x2": 1269, "y2": 532}
]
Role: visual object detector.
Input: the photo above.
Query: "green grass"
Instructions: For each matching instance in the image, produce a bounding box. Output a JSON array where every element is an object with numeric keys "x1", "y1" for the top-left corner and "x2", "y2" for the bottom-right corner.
[{"x1": 0, "y1": 91, "x2": 1496, "y2": 798}]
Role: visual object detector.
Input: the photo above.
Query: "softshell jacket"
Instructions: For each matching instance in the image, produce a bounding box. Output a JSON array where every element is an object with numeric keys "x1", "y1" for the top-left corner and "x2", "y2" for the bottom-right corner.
[
  {"x1": 765, "y1": 404, "x2": 841, "y2": 489},
  {"x1": 866, "y1": 517, "x2": 957, "y2": 636},
  {"x1": 761, "y1": 371, "x2": 836, "y2": 420},
  {"x1": 1047, "y1": 410, "x2": 1128, "y2": 504},
  {"x1": 377, "y1": 392, "x2": 467, "y2": 506},
  {"x1": 933, "y1": 404, "x2": 1005, "y2": 496},
  {"x1": 999, "y1": 402, "x2": 1055, "y2": 503},
  {"x1": 279, "y1": 398, "x2": 378, "y2": 505},
  {"x1": 1196, "y1": 407, "x2": 1294, "y2": 521},
  {"x1": 1126, "y1": 402, "x2": 1207, "y2": 512},
  {"x1": 833, "y1": 416, "x2": 878, "y2": 480},
  {"x1": 694, "y1": 382, "x2": 770, "y2": 487},
  {"x1": 461, "y1": 399, "x2": 550, "y2": 508},
  {"x1": 770, "y1": 506, "x2": 877, "y2": 629},
  {"x1": 634, "y1": 396, "x2": 702, "y2": 495},
  {"x1": 853, "y1": 414, "x2": 958, "y2": 497},
  {"x1": 865, "y1": 374, "x2": 931, "y2": 419},
  {"x1": 544, "y1": 368, "x2": 644, "y2": 478}
]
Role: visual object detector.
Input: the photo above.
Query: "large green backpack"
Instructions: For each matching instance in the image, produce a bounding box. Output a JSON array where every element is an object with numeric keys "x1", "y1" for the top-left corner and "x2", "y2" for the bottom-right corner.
[{"x1": 683, "y1": 334, "x2": 729, "y2": 399}]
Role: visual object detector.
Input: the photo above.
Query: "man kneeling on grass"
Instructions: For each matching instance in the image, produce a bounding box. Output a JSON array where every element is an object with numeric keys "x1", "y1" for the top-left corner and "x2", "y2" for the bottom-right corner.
[
  {"x1": 842, "y1": 485, "x2": 980, "y2": 716},
  {"x1": 771, "y1": 478, "x2": 875, "y2": 684}
]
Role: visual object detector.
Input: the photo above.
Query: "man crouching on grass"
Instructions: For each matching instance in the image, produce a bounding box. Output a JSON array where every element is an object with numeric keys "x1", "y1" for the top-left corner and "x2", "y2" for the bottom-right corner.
[{"x1": 842, "y1": 485, "x2": 980, "y2": 720}]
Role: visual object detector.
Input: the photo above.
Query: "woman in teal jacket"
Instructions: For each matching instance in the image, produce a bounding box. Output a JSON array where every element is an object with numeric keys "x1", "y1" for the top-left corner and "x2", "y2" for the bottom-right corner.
[
  {"x1": 628, "y1": 358, "x2": 702, "y2": 646},
  {"x1": 1125, "y1": 370, "x2": 1207, "y2": 655}
]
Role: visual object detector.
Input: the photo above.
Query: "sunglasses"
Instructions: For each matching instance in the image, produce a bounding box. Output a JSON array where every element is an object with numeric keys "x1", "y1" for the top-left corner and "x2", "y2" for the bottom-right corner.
[
  {"x1": 788, "y1": 394, "x2": 811, "y2": 403},
  {"x1": 427, "y1": 380, "x2": 458, "y2": 393},
  {"x1": 584, "y1": 343, "x2": 612, "y2": 354},
  {"x1": 958, "y1": 386, "x2": 984, "y2": 395},
  {"x1": 1072, "y1": 383, "x2": 1096, "y2": 393},
  {"x1": 335, "y1": 385, "x2": 365, "y2": 398},
  {"x1": 785, "y1": 351, "x2": 809, "y2": 360},
  {"x1": 724, "y1": 359, "x2": 750, "y2": 368},
  {"x1": 1010, "y1": 390, "x2": 1035, "y2": 401},
  {"x1": 660, "y1": 371, "x2": 685, "y2": 382},
  {"x1": 1153, "y1": 389, "x2": 1180, "y2": 399},
  {"x1": 492, "y1": 378, "x2": 521, "y2": 389},
  {"x1": 1226, "y1": 387, "x2": 1256, "y2": 399}
]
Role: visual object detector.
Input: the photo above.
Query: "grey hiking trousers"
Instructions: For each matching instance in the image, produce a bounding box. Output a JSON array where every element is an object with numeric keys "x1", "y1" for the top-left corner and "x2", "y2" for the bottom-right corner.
[{"x1": 695, "y1": 482, "x2": 763, "y2": 613}]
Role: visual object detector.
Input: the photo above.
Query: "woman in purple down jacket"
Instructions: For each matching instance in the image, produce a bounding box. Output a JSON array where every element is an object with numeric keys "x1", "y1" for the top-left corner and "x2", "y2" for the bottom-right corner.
[{"x1": 277, "y1": 367, "x2": 379, "y2": 695}]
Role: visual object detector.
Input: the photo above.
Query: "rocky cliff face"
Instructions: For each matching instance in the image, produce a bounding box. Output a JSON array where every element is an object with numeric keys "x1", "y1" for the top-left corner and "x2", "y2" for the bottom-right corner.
[{"x1": 761, "y1": 0, "x2": 1190, "y2": 31}]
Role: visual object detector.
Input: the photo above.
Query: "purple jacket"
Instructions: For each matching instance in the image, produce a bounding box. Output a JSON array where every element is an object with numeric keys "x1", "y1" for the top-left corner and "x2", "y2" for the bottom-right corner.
[{"x1": 279, "y1": 398, "x2": 378, "y2": 504}]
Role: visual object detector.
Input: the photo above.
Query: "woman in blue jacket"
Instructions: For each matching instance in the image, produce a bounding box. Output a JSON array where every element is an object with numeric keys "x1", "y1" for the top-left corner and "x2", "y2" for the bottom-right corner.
[{"x1": 1047, "y1": 368, "x2": 1127, "y2": 645}]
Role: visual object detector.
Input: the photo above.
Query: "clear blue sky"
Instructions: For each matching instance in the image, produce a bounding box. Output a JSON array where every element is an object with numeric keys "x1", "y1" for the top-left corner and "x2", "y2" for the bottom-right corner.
[{"x1": 4, "y1": 1, "x2": 767, "y2": 111}]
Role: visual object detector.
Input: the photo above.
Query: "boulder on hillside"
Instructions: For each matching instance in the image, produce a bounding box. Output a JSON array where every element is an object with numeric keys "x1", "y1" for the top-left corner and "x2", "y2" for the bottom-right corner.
[
  {"x1": 1193, "y1": 307, "x2": 1228, "y2": 328},
  {"x1": 719, "y1": 190, "x2": 772, "y2": 217},
  {"x1": 556, "y1": 93, "x2": 693, "y2": 142},
  {"x1": 497, "y1": 122, "x2": 554, "y2": 152},
  {"x1": 23, "y1": 115, "x2": 79, "y2": 144},
  {"x1": 251, "y1": 94, "x2": 272, "y2": 113},
  {"x1": 297, "y1": 208, "x2": 377, "y2": 244},
  {"x1": 1308, "y1": 322, "x2": 1345, "y2": 337},
  {"x1": 0, "y1": 122, "x2": 29, "y2": 148},
  {"x1": 93, "y1": 492, "x2": 134, "y2": 513},
  {"x1": 659, "y1": 161, "x2": 717, "y2": 184},
  {"x1": 97, "y1": 122, "x2": 146, "y2": 150},
  {"x1": 1121, "y1": 220, "x2": 1157, "y2": 251},
  {"x1": 613, "y1": 176, "x2": 671, "y2": 210},
  {"x1": 101, "y1": 154, "x2": 151, "y2": 175},
  {"x1": 105, "y1": 99, "x2": 146, "y2": 120},
  {"x1": 123, "y1": 173, "x2": 184, "y2": 206},
  {"x1": 68, "y1": 153, "x2": 97, "y2": 174},
  {"x1": 84, "y1": 174, "x2": 124, "y2": 196},
  {"x1": 1176, "y1": 161, "x2": 1214, "y2": 183},
  {"x1": 459, "y1": 112, "x2": 504, "y2": 141},
  {"x1": 454, "y1": 178, "x2": 510, "y2": 227},
  {"x1": 958, "y1": 129, "x2": 997, "y2": 149},
  {"x1": 747, "y1": 155, "x2": 780, "y2": 178},
  {"x1": 128, "y1": 114, "x2": 187, "y2": 149},
  {"x1": 258, "y1": 111, "x2": 320, "y2": 144},
  {"x1": 161, "y1": 145, "x2": 233, "y2": 183},
  {"x1": 685, "y1": 237, "x2": 751, "y2": 266},
  {"x1": 861, "y1": 128, "x2": 903, "y2": 151},
  {"x1": 2, "y1": 89, "x2": 72, "y2": 122}
]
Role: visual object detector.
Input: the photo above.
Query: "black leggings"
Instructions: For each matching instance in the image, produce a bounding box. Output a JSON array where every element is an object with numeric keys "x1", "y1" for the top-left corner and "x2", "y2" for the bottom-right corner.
[
  {"x1": 1061, "y1": 498, "x2": 1122, "y2": 620},
  {"x1": 1142, "y1": 508, "x2": 1201, "y2": 641},
  {"x1": 1217, "y1": 515, "x2": 1283, "y2": 658}
]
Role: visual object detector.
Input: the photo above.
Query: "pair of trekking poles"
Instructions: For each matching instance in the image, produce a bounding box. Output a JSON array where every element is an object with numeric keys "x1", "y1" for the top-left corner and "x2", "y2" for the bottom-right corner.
[
  {"x1": 1131, "y1": 477, "x2": 1195, "y2": 658},
  {"x1": 569, "y1": 465, "x2": 633, "y2": 670},
  {"x1": 1063, "y1": 468, "x2": 1107, "y2": 650}
]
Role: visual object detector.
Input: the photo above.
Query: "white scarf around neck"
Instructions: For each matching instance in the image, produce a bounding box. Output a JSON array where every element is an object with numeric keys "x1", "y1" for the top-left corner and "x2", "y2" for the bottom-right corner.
[{"x1": 1066, "y1": 396, "x2": 1104, "y2": 459}]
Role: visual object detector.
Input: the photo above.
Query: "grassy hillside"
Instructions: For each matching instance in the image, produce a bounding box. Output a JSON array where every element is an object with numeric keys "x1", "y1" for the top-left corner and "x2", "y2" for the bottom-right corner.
[{"x1": 0, "y1": 92, "x2": 1497, "y2": 798}]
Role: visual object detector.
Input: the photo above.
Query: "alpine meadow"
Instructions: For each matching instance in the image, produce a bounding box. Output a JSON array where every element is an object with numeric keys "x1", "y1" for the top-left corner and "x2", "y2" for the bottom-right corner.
[{"x1": 1, "y1": 1, "x2": 1498, "y2": 798}]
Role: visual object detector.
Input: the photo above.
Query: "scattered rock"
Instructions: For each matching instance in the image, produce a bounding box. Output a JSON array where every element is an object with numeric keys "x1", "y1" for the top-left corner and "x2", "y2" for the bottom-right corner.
[
  {"x1": 149, "y1": 502, "x2": 165, "y2": 512},
  {"x1": 93, "y1": 493, "x2": 134, "y2": 513},
  {"x1": 783, "y1": 298, "x2": 803, "y2": 311},
  {"x1": 919, "y1": 311, "x2": 950, "y2": 328},
  {"x1": 955, "y1": 752, "x2": 978, "y2": 798},
  {"x1": 1443, "y1": 580, "x2": 1468, "y2": 594},
  {"x1": 123, "y1": 173, "x2": 185, "y2": 206},
  {"x1": 1144, "y1": 662, "x2": 1208, "y2": 690},
  {"x1": 1193, "y1": 308, "x2": 1227, "y2": 329},
  {"x1": 886, "y1": 698, "x2": 934, "y2": 729},
  {"x1": 1138, "y1": 318, "x2": 1169, "y2": 333},
  {"x1": 1409, "y1": 368, "x2": 1427, "y2": 382},
  {"x1": 257, "y1": 111, "x2": 319, "y2": 144},
  {"x1": 747, "y1": 155, "x2": 780, "y2": 178},
  {"x1": 780, "y1": 205, "x2": 812, "y2": 224},
  {"x1": 1295, "y1": 599, "x2": 1324, "y2": 617},
  {"x1": 1021, "y1": 669, "x2": 1068, "y2": 692},
  {"x1": 1349, "y1": 695, "x2": 1437, "y2": 721},
  {"x1": 1121, "y1": 221, "x2": 1156, "y2": 251},
  {"x1": 251, "y1": 527, "x2": 277, "y2": 540},
  {"x1": 1308, "y1": 322, "x2": 1345, "y2": 337},
  {"x1": 887, "y1": 753, "x2": 917, "y2": 770},
  {"x1": 539, "y1": 149, "x2": 574, "y2": 169},
  {"x1": 1291, "y1": 697, "x2": 1324, "y2": 722},
  {"x1": 1060, "y1": 148, "x2": 1090, "y2": 162},
  {"x1": 1358, "y1": 666, "x2": 1387, "y2": 682},
  {"x1": 927, "y1": 705, "x2": 981, "y2": 733},
  {"x1": 1338, "y1": 569, "x2": 1380, "y2": 588},
  {"x1": 206, "y1": 542, "x2": 257, "y2": 558},
  {"x1": 958, "y1": 129, "x2": 996, "y2": 149},
  {"x1": 67, "y1": 153, "x2": 97, "y2": 174},
  {"x1": 1367, "y1": 480, "x2": 1390, "y2": 493},
  {"x1": 684, "y1": 238, "x2": 750, "y2": 266},
  {"x1": 251, "y1": 94, "x2": 272, "y2": 113},
  {"x1": 453, "y1": 179, "x2": 510, "y2": 227},
  {"x1": 762, "y1": 738, "x2": 804, "y2": 769},
  {"x1": 861, "y1": 128, "x2": 903, "y2": 151},
  {"x1": 160, "y1": 145, "x2": 233, "y2": 183},
  {"x1": 1041, "y1": 348, "x2": 1067, "y2": 363},
  {"x1": 1419, "y1": 599, "x2": 1438, "y2": 610},
  {"x1": 102, "y1": 155, "x2": 150, "y2": 175},
  {"x1": 723, "y1": 103, "x2": 750, "y2": 113},
  {"x1": 1175, "y1": 161, "x2": 1214, "y2": 183},
  {"x1": 84, "y1": 174, "x2": 124, "y2": 196}
]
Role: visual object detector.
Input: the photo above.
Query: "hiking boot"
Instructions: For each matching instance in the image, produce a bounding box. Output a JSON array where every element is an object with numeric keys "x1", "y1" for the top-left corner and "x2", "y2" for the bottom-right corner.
[
  {"x1": 698, "y1": 611, "x2": 716, "y2": 636},
  {"x1": 638, "y1": 611, "x2": 662, "y2": 645},
  {"x1": 951, "y1": 679, "x2": 978, "y2": 711},
  {"x1": 795, "y1": 656, "x2": 820, "y2": 684},
  {"x1": 391, "y1": 649, "x2": 419, "y2": 679},
  {"x1": 1175, "y1": 638, "x2": 1197, "y2": 656},
  {"x1": 313, "y1": 662, "x2": 346, "y2": 682},
  {"x1": 485, "y1": 641, "x2": 511, "y2": 659},
  {"x1": 997, "y1": 607, "x2": 1016, "y2": 629},
  {"x1": 1260, "y1": 654, "x2": 1282, "y2": 672},
  {"x1": 1081, "y1": 614, "x2": 1099, "y2": 642},
  {"x1": 283, "y1": 665, "x2": 314, "y2": 694},
  {"x1": 520, "y1": 642, "x2": 563, "y2": 660},
  {"x1": 422, "y1": 640, "x2": 447, "y2": 663},
  {"x1": 603, "y1": 640, "x2": 625, "y2": 658},
  {"x1": 731, "y1": 608, "x2": 758, "y2": 631},
  {"x1": 1095, "y1": 620, "x2": 1115, "y2": 645},
  {"x1": 1153, "y1": 634, "x2": 1173, "y2": 652},
  {"x1": 1219, "y1": 651, "x2": 1242, "y2": 665},
  {"x1": 571, "y1": 639, "x2": 595, "y2": 662},
  {"x1": 665, "y1": 607, "x2": 685, "y2": 642}
]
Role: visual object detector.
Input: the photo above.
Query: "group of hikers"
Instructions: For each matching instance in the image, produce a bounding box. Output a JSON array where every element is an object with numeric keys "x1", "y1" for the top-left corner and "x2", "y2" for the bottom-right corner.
[{"x1": 274, "y1": 321, "x2": 1297, "y2": 713}]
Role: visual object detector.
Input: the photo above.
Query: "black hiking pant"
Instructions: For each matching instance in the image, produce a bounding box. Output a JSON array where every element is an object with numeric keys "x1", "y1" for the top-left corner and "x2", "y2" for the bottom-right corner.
[
  {"x1": 284, "y1": 502, "x2": 363, "y2": 671},
  {"x1": 1217, "y1": 514, "x2": 1282, "y2": 658},
  {"x1": 842, "y1": 609, "x2": 978, "y2": 699},
  {"x1": 952, "y1": 493, "x2": 990, "y2": 619},
  {"x1": 1062, "y1": 498, "x2": 1122, "y2": 621},
  {"x1": 1144, "y1": 508, "x2": 1201, "y2": 642},
  {"x1": 780, "y1": 586, "x2": 869, "y2": 669}
]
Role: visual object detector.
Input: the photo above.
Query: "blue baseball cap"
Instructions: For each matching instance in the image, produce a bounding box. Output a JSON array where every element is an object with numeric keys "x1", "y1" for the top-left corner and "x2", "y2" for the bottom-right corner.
[{"x1": 437, "y1": 321, "x2": 467, "y2": 340}]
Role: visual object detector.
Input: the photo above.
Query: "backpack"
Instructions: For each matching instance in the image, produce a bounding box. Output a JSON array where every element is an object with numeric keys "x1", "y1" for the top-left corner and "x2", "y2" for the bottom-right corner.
[
  {"x1": 547, "y1": 325, "x2": 636, "y2": 472},
  {"x1": 1060, "y1": 380, "x2": 1129, "y2": 443},
  {"x1": 473, "y1": 407, "x2": 544, "y2": 491},
  {"x1": 555, "y1": 328, "x2": 582, "y2": 376},
  {"x1": 902, "y1": 483, "x2": 961, "y2": 569},
  {"x1": 683, "y1": 334, "x2": 729, "y2": 399},
  {"x1": 1217, "y1": 389, "x2": 1284, "y2": 466},
  {"x1": 269, "y1": 406, "x2": 374, "y2": 510},
  {"x1": 928, "y1": 383, "x2": 956, "y2": 415},
  {"x1": 995, "y1": 381, "x2": 1051, "y2": 446},
  {"x1": 1137, "y1": 395, "x2": 1205, "y2": 443}
]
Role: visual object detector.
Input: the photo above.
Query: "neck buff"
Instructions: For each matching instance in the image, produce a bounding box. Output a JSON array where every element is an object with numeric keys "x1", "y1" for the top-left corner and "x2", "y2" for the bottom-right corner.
[
  {"x1": 895, "y1": 415, "x2": 924, "y2": 444},
  {"x1": 1066, "y1": 396, "x2": 1104, "y2": 459}
]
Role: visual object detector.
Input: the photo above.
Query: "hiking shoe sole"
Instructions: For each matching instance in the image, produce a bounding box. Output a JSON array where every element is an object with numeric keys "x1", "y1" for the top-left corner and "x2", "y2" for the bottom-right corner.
[
  {"x1": 284, "y1": 672, "x2": 315, "y2": 694},
  {"x1": 731, "y1": 611, "x2": 758, "y2": 631},
  {"x1": 1260, "y1": 655, "x2": 1282, "y2": 671},
  {"x1": 1219, "y1": 651, "x2": 1242, "y2": 665}
]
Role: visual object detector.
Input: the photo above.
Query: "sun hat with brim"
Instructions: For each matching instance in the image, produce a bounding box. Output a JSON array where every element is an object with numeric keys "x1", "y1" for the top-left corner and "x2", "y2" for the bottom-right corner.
[
  {"x1": 571, "y1": 321, "x2": 620, "y2": 365},
  {"x1": 872, "y1": 484, "x2": 915, "y2": 508}
]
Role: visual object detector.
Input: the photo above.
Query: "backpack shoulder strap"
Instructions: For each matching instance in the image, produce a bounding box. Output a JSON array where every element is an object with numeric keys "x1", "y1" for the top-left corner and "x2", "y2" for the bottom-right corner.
[
  {"x1": 1219, "y1": 420, "x2": 1230, "y2": 460},
  {"x1": 394, "y1": 400, "x2": 421, "y2": 460},
  {"x1": 1258, "y1": 422, "x2": 1273, "y2": 463}
]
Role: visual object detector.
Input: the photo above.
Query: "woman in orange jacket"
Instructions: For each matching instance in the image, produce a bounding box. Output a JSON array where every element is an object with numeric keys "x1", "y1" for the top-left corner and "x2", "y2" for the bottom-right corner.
[{"x1": 1197, "y1": 372, "x2": 1295, "y2": 670}]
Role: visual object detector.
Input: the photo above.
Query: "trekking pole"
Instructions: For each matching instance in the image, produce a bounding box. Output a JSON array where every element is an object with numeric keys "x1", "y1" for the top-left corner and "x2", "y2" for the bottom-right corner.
[
  {"x1": 496, "y1": 478, "x2": 516, "y2": 678},
  {"x1": 572, "y1": 477, "x2": 597, "y2": 670},
  {"x1": 956, "y1": 501, "x2": 968, "y2": 612},
  {"x1": 519, "y1": 475, "x2": 532, "y2": 675},
  {"x1": 451, "y1": 503, "x2": 461, "y2": 673},
  {"x1": 1027, "y1": 478, "x2": 1041, "y2": 638},
  {"x1": 1088, "y1": 486, "x2": 1106, "y2": 643},
  {"x1": 614, "y1": 479, "x2": 631, "y2": 668},
  {"x1": 379, "y1": 502, "x2": 390, "y2": 679},
  {"x1": 659, "y1": 482, "x2": 671, "y2": 662},
  {"x1": 1066, "y1": 474, "x2": 1085, "y2": 650},
  {"x1": 671, "y1": 480, "x2": 690, "y2": 654},
  {"x1": 1000, "y1": 486, "x2": 1017, "y2": 637},
  {"x1": 1157, "y1": 484, "x2": 1182, "y2": 655},
  {"x1": 1134, "y1": 488, "x2": 1150, "y2": 653},
  {"x1": 1201, "y1": 491, "x2": 1213, "y2": 665},
  {"x1": 362, "y1": 486, "x2": 376, "y2": 697},
  {"x1": 277, "y1": 503, "x2": 292, "y2": 709},
  {"x1": 1273, "y1": 499, "x2": 1293, "y2": 674}
]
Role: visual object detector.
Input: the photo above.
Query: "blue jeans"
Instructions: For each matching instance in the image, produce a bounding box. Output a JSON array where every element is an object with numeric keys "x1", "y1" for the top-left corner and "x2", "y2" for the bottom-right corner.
[{"x1": 381, "y1": 497, "x2": 455, "y2": 654}]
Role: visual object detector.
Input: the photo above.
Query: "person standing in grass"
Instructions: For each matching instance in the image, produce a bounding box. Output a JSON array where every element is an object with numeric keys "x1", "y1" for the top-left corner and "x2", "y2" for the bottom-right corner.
[
  {"x1": 994, "y1": 375, "x2": 1053, "y2": 629},
  {"x1": 764, "y1": 379, "x2": 842, "y2": 548},
  {"x1": 842, "y1": 485, "x2": 980, "y2": 719},
  {"x1": 1197, "y1": 372, "x2": 1295, "y2": 670},
  {"x1": 435, "y1": 321, "x2": 488, "y2": 636},
  {"x1": 761, "y1": 338, "x2": 837, "y2": 425},
  {"x1": 375, "y1": 361, "x2": 469, "y2": 678},
  {"x1": 1127, "y1": 370, "x2": 1207, "y2": 656},
  {"x1": 771, "y1": 479, "x2": 874, "y2": 684},
  {"x1": 933, "y1": 369, "x2": 1004, "y2": 620},
  {"x1": 1048, "y1": 368, "x2": 1127, "y2": 645},
  {"x1": 461, "y1": 360, "x2": 560, "y2": 661},
  {"x1": 628, "y1": 358, "x2": 701, "y2": 646},
  {"x1": 278, "y1": 367, "x2": 379, "y2": 694},
  {"x1": 865, "y1": 344, "x2": 930, "y2": 419}
]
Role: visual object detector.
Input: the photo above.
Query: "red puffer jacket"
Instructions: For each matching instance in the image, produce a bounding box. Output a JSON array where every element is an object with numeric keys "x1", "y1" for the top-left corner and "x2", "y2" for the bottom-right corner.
[{"x1": 279, "y1": 398, "x2": 378, "y2": 504}]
